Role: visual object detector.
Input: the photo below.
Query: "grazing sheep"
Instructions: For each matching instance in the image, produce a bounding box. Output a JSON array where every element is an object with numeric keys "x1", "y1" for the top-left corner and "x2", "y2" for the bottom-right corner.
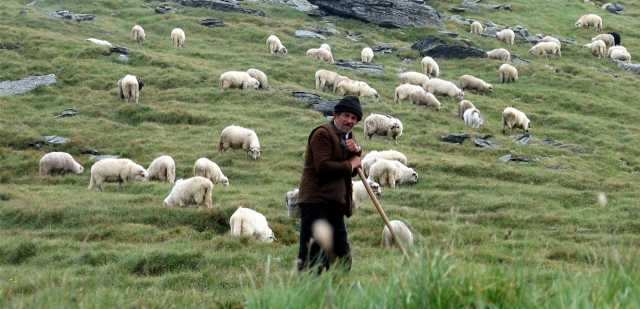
[
  {"x1": 487, "y1": 48, "x2": 511, "y2": 62},
  {"x1": 424, "y1": 78, "x2": 464, "y2": 100},
  {"x1": 285, "y1": 188, "x2": 300, "y2": 218},
  {"x1": 364, "y1": 114, "x2": 403, "y2": 143},
  {"x1": 193, "y1": 157, "x2": 229, "y2": 186},
  {"x1": 502, "y1": 107, "x2": 531, "y2": 135},
  {"x1": 117, "y1": 74, "x2": 144, "y2": 104},
  {"x1": 394, "y1": 83, "x2": 423, "y2": 103},
  {"x1": 496, "y1": 28, "x2": 516, "y2": 46},
  {"x1": 592, "y1": 34, "x2": 614, "y2": 48},
  {"x1": 131, "y1": 25, "x2": 145, "y2": 44},
  {"x1": 463, "y1": 107, "x2": 483, "y2": 129},
  {"x1": 306, "y1": 48, "x2": 335, "y2": 64},
  {"x1": 383, "y1": 220, "x2": 414, "y2": 249},
  {"x1": 458, "y1": 100, "x2": 476, "y2": 119},
  {"x1": 332, "y1": 75, "x2": 352, "y2": 93},
  {"x1": 335, "y1": 79, "x2": 379, "y2": 99},
  {"x1": 540, "y1": 36, "x2": 561, "y2": 46},
  {"x1": 499, "y1": 63, "x2": 518, "y2": 83},
  {"x1": 219, "y1": 125, "x2": 261, "y2": 160},
  {"x1": 608, "y1": 46, "x2": 631, "y2": 63},
  {"x1": 529, "y1": 41, "x2": 561, "y2": 57},
  {"x1": 394, "y1": 84, "x2": 441, "y2": 109},
  {"x1": 398, "y1": 71, "x2": 430, "y2": 89},
  {"x1": 315, "y1": 69, "x2": 340, "y2": 91},
  {"x1": 421, "y1": 56, "x2": 440, "y2": 77},
  {"x1": 352, "y1": 179, "x2": 382, "y2": 209},
  {"x1": 219, "y1": 71, "x2": 260, "y2": 91},
  {"x1": 39, "y1": 152, "x2": 84, "y2": 176},
  {"x1": 362, "y1": 150, "x2": 408, "y2": 177},
  {"x1": 246, "y1": 68, "x2": 268, "y2": 89},
  {"x1": 470, "y1": 21, "x2": 483, "y2": 34},
  {"x1": 584, "y1": 40, "x2": 607, "y2": 58},
  {"x1": 575, "y1": 14, "x2": 603, "y2": 32},
  {"x1": 368, "y1": 159, "x2": 418, "y2": 189},
  {"x1": 86, "y1": 38, "x2": 113, "y2": 47},
  {"x1": 163, "y1": 176, "x2": 213, "y2": 209},
  {"x1": 459, "y1": 74, "x2": 494, "y2": 93},
  {"x1": 266, "y1": 34, "x2": 287, "y2": 55},
  {"x1": 171, "y1": 28, "x2": 186, "y2": 48},
  {"x1": 361, "y1": 47, "x2": 374, "y2": 63},
  {"x1": 146, "y1": 155, "x2": 176, "y2": 184},
  {"x1": 320, "y1": 43, "x2": 331, "y2": 52},
  {"x1": 88, "y1": 158, "x2": 148, "y2": 191},
  {"x1": 229, "y1": 207, "x2": 275, "y2": 242}
]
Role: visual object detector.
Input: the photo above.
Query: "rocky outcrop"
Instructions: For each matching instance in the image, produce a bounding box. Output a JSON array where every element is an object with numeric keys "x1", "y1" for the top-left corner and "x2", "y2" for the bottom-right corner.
[
  {"x1": 334, "y1": 60, "x2": 384, "y2": 75},
  {"x1": 167, "y1": 0, "x2": 265, "y2": 16},
  {"x1": 200, "y1": 18, "x2": 224, "y2": 27},
  {"x1": 295, "y1": 30, "x2": 326, "y2": 40},
  {"x1": 49, "y1": 10, "x2": 95, "y2": 22},
  {"x1": 602, "y1": 3, "x2": 624, "y2": 14},
  {"x1": 292, "y1": 91, "x2": 339, "y2": 117},
  {"x1": 412, "y1": 36, "x2": 486, "y2": 59},
  {"x1": 0, "y1": 74, "x2": 56, "y2": 96}
]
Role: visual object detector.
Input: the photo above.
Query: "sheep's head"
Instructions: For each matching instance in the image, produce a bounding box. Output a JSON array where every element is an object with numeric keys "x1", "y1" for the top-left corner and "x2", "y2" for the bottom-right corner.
[
  {"x1": 367, "y1": 180, "x2": 383, "y2": 197},
  {"x1": 401, "y1": 169, "x2": 419, "y2": 185},
  {"x1": 279, "y1": 46, "x2": 288, "y2": 56},
  {"x1": 137, "y1": 78, "x2": 145, "y2": 90},
  {"x1": 575, "y1": 21, "x2": 582, "y2": 28},
  {"x1": 487, "y1": 84, "x2": 494, "y2": 92},
  {"x1": 74, "y1": 163, "x2": 84, "y2": 174},
  {"x1": 248, "y1": 147, "x2": 261, "y2": 160},
  {"x1": 264, "y1": 227, "x2": 276, "y2": 243},
  {"x1": 220, "y1": 176, "x2": 229, "y2": 187},
  {"x1": 390, "y1": 120, "x2": 403, "y2": 137},
  {"x1": 456, "y1": 91, "x2": 465, "y2": 101},
  {"x1": 131, "y1": 165, "x2": 148, "y2": 181}
]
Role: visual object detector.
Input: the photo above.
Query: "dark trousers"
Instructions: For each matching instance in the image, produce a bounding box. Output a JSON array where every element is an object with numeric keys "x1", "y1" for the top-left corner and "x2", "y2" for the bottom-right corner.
[{"x1": 297, "y1": 204, "x2": 351, "y2": 273}]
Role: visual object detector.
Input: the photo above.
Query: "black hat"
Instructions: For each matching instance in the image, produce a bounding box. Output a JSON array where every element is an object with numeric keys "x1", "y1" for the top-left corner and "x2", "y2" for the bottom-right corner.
[{"x1": 334, "y1": 96, "x2": 363, "y2": 121}]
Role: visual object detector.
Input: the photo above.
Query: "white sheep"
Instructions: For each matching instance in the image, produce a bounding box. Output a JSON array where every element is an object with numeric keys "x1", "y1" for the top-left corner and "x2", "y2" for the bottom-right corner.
[
  {"x1": 486, "y1": 48, "x2": 511, "y2": 62},
  {"x1": 163, "y1": 176, "x2": 213, "y2": 209},
  {"x1": 146, "y1": 155, "x2": 176, "y2": 184},
  {"x1": 459, "y1": 74, "x2": 494, "y2": 93},
  {"x1": 117, "y1": 74, "x2": 144, "y2": 104},
  {"x1": 458, "y1": 99, "x2": 476, "y2": 119},
  {"x1": 229, "y1": 207, "x2": 275, "y2": 242},
  {"x1": 364, "y1": 114, "x2": 403, "y2": 143},
  {"x1": 383, "y1": 220, "x2": 414, "y2": 249},
  {"x1": 219, "y1": 125, "x2": 261, "y2": 160},
  {"x1": 285, "y1": 188, "x2": 300, "y2": 218},
  {"x1": 352, "y1": 179, "x2": 382, "y2": 209},
  {"x1": 86, "y1": 38, "x2": 113, "y2": 47},
  {"x1": 219, "y1": 71, "x2": 260, "y2": 91},
  {"x1": 306, "y1": 48, "x2": 335, "y2": 64},
  {"x1": 171, "y1": 28, "x2": 186, "y2": 48},
  {"x1": 335, "y1": 79, "x2": 379, "y2": 99},
  {"x1": 246, "y1": 68, "x2": 268, "y2": 89},
  {"x1": 398, "y1": 71, "x2": 429, "y2": 89},
  {"x1": 394, "y1": 84, "x2": 441, "y2": 109},
  {"x1": 496, "y1": 28, "x2": 515, "y2": 46},
  {"x1": 315, "y1": 69, "x2": 339, "y2": 91},
  {"x1": 332, "y1": 75, "x2": 352, "y2": 93},
  {"x1": 88, "y1": 158, "x2": 148, "y2": 191},
  {"x1": 394, "y1": 83, "x2": 423, "y2": 103},
  {"x1": 193, "y1": 157, "x2": 229, "y2": 186},
  {"x1": 592, "y1": 33, "x2": 615, "y2": 48},
  {"x1": 266, "y1": 34, "x2": 287, "y2": 55},
  {"x1": 421, "y1": 56, "x2": 440, "y2": 77},
  {"x1": 368, "y1": 159, "x2": 418, "y2": 189},
  {"x1": 584, "y1": 39, "x2": 606, "y2": 58},
  {"x1": 502, "y1": 107, "x2": 531, "y2": 135},
  {"x1": 320, "y1": 43, "x2": 331, "y2": 52},
  {"x1": 575, "y1": 14, "x2": 603, "y2": 32},
  {"x1": 529, "y1": 41, "x2": 561, "y2": 57},
  {"x1": 608, "y1": 46, "x2": 631, "y2": 63},
  {"x1": 499, "y1": 63, "x2": 518, "y2": 83},
  {"x1": 362, "y1": 150, "x2": 408, "y2": 177},
  {"x1": 131, "y1": 25, "x2": 145, "y2": 45},
  {"x1": 424, "y1": 78, "x2": 464, "y2": 100},
  {"x1": 39, "y1": 152, "x2": 84, "y2": 176},
  {"x1": 470, "y1": 21, "x2": 483, "y2": 34},
  {"x1": 463, "y1": 107, "x2": 483, "y2": 129},
  {"x1": 361, "y1": 47, "x2": 374, "y2": 63},
  {"x1": 540, "y1": 36, "x2": 561, "y2": 46}
]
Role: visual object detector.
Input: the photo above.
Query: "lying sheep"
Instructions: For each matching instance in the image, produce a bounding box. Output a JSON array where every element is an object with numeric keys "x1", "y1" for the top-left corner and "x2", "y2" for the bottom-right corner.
[
  {"x1": 315, "y1": 69, "x2": 339, "y2": 91},
  {"x1": 362, "y1": 150, "x2": 408, "y2": 177},
  {"x1": 496, "y1": 28, "x2": 515, "y2": 46},
  {"x1": 575, "y1": 14, "x2": 603, "y2": 32},
  {"x1": 364, "y1": 114, "x2": 403, "y2": 143},
  {"x1": 131, "y1": 25, "x2": 145, "y2": 45},
  {"x1": 459, "y1": 74, "x2": 493, "y2": 93},
  {"x1": 171, "y1": 28, "x2": 186, "y2": 48},
  {"x1": 88, "y1": 158, "x2": 148, "y2": 191},
  {"x1": 39, "y1": 152, "x2": 84, "y2": 176},
  {"x1": 383, "y1": 220, "x2": 414, "y2": 249},
  {"x1": 146, "y1": 155, "x2": 176, "y2": 184},
  {"x1": 421, "y1": 56, "x2": 440, "y2": 77},
  {"x1": 424, "y1": 78, "x2": 464, "y2": 100},
  {"x1": 584, "y1": 39, "x2": 607, "y2": 58},
  {"x1": 499, "y1": 63, "x2": 518, "y2": 83},
  {"x1": 592, "y1": 33, "x2": 615, "y2": 48},
  {"x1": 368, "y1": 159, "x2": 418, "y2": 189},
  {"x1": 320, "y1": 43, "x2": 331, "y2": 52},
  {"x1": 285, "y1": 188, "x2": 300, "y2": 218},
  {"x1": 352, "y1": 179, "x2": 382, "y2": 209},
  {"x1": 117, "y1": 74, "x2": 144, "y2": 104},
  {"x1": 470, "y1": 21, "x2": 483, "y2": 34},
  {"x1": 335, "y1": 79, "x2": 379, "y2": 99},
  {"x1": 458, "y1": 100, "x2": 476, "y2": 119},
  {"x1": 229, "y1": 207, "x2": 275, "y2": 242},
  {"x1": 219, "y1": 125, "x2": 261, "y2": 160},
  {"x1": 463, "y1": 107, "x2": 483, "y2": 129},
  {"x1": 193, "y1": 157, "x2": 229, "y2": 186},
  {"x1": 398, "y1": 71, "x2": 429, "y2": 89},
  {"x1": 246, "y1": 68, "x2": 268, "y2": 89},
  {"x1": 306, "y1": 48, "x2": 335, "y2": 64},
  {"x1": 332, "y1": 75, "x2": 352, "y2": 93},
  {"x1": 487, "y1": 48, "x2": 511, "y2": 62},
  {"x1": 163, "y1": 176, "x2": 213, "y2": 208},
  {"x1": 394, "y1": 84, "x2": 441, "y2": 109},
  {"x1": 608, "y1": 46, "x2": 631, "y2": 63},
  {"x1": 86, "y1": 38, "x2": 113, "y2": 47},
  {"x1": 502, "y1": 107, "x2": 531, "y2": 135},
  {"x1": 361, "y1": 47, "x2": 374, "y2": 63},
  {"x1": 529, "y1": 41, "x2": 561, "y2": 57},
  {"x1": 219, "y1": 71, "x2": 260, "y2": 91},
  {"x1": 266, "y1": 34, "x2": 287, "y2": 55}
]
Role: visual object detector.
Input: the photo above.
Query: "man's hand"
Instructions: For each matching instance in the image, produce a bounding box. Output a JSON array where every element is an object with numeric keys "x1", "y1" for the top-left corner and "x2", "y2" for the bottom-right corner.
[
  {"x1": 346, "y1": 139, "x2": 361, "y2": 153},
  {"x1": 349, "y1": 156, "x2": 361, "y2": 171}
]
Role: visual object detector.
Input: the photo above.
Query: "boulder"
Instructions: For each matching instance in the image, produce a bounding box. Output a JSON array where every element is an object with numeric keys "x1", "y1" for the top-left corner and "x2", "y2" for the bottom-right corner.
[
  {"x1": 412, "y1": 37, "x2": 486, "y2": 59},
  {"x1": 440, "y1": 133, "x2": 470, "y2": 144},
  {"x1": 498, "y1": 154, "x2": 533, "y2": 163},
  {"x1": 334, "y1": 60, "x2": 384, "y2": 75},
  {"x1": 602, "y1": 3, "x2": 624, "y2": 14},
  {"x1": 110, "y1": 46, "x2": 129, "y2": 55},
  {"x1": 49, "y1": 10, "x2": 96, "y2": 22},
  {"x1": 474, "y1": 135, "x2": 496, "y2": 148},
  {"x1": 54, "y1": 108, "x2": 79, "y2": 118},
  {"x1": 0, "y1": 74, "x2": 56, "y2": 96},
  {"x1": 166, "y1": 0, "x2": 265, "y2": 16},
  {"x1": 292, "y1": 91, "x2": 340, "y2": 117},
  {"x1": 617, "y1": 61, "x2": 640, "y2": 74},
  {"x1": 371, "y1": 43, "x2": 395, "y2": 54},
  {"x1": 155, "y1": 5, "x2": 176, "y2": 14},
  {"x1": 200, "y1": 18, "x2": 224, "y2": 27},
  {"x1": 295, "y1": 30, "x2": 326, "y2": 40}
]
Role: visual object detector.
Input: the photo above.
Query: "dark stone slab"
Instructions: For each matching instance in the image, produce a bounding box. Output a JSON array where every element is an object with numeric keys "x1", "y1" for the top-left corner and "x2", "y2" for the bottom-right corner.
[
  {"x1": 440, "y1": 133, "x2": 470, "y2": 144},
  {"x1": 498, "y1": 154, "x2": 532, "y2": 163},
  {"x1": 334, "y1": 59, "x2": 384, "y2": 75},
  {"x1": 412, "y1": 36, "x2": 486, "y2": 59},
  {"x1": 155, "y1": 5, "x2": 176, "y2": 14},
  {"x1": 292, "y1": 91, "x2": 340, "y2": 117},
  {"x1": 167, "y1": 0, "x2": 265, "y2": 16},
  {"x1": 54, "y1": 108, "x2": 78, "y2": 118},
  {"x1": 371, "y1": 43, "x2": 395, "y2": 54},
  {"x1": 0, "y1": 74, "x2": 56, "y2": 96},
  {"x1": 49, "y1": 10, "x2": 95, "y2": 21},
  {"x1": 603, "y1": 3, "x2": 624, "y2": 14},
  {"x1": 200, "y1": 17, "x2": 224, "y2": 27}
]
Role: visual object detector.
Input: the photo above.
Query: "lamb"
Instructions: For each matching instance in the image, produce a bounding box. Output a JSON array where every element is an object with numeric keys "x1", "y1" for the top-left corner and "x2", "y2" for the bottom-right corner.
[
  {"x1": 528, "y1": 41, "x2": 561, "y2": 57},
  {"x1": 320, "y1": 43, "x2": 331, "y2": 52},
  {"x1": 463, "y1": 107, "x2": 483, "y2": 129},
  {"x1": 246, "y1": 68, "x2": 268, "y2": 89},
  {"x1": 499, "y1": 63, "x2": 518, "y2": 83},
  {"x1": 146, "y1": 155, "x2": 176, "y2": 184},
  {"x1": 458, "y1": 99, "x2": 476, "y2": 119},
  {"x1": 219, "y1": 125, "x2": 261, "y2": 160},
  {"x1": 335, "y1": 79, "x2": 379, "y2": 99},
  {"x1": 470, "y1": 21, "x2": 483, "y2": 34},
  {"x1": 362, "y1": 150, "x2": 408, "y2": 177},
  {"x1": 266, "y1": 35, "x2": 287, "y2": 55},
  {"x1": 39, "y1": 152, "x2": 84, "y2": 176},
  {"x1": 86, "y1": 38, "x2": 113, "y2": 47},
  {"x1": 394, "y1": 84, "x2": 441, "y2": 109},
  {"x1": 193, "y1": 157, "x2": 229, "y2": 186},
  {"x1": 163, "y1": 176, "x2": 213, "y2": 209},
  {"x1": 229, "y1": 207, "x2": 275, "y2": 242},
  {"x1": 584, "y1": 39, "x2": 607, "y2": 58},
  {"x1": 424, "y1": 78, "x2": 464, "y2": 100},
  {"x1": 383, "y1": 220, "x2": 414, "y2": 249},
  {"x1": 352, "y1": 179, "x2": 382, "y2": 209},
  {"x1": 459, "y1": 74, "x2": 494, "y2": 93},
  {"x1": 364, "y1": 114, "x2": 403, "y2": 143},
  {"x1": 496, "y1": 28, "x2": 516, "y2": 46},
  {"x1": 306, "y1": 48, "x2": 335, "y2": 64},
  {"x1": 398, "y1": 71, "x2": 429, "y2": 89},
  {"x1": 502, "y1": 107, "x2": 531, "y2": 135},
  {"x1": 88, "y1": 158, "x2": 148, "y2": 191},
  {"x1": 171, "y1": 28, "x2": 186, "y2": 48},
  {"x1": 219, "y1": 71, "x2": 260, "y2": 91},
  {"x1": 361, "y1": 47, "x2": 374, "y2": 63},
  {"x1": 315, "y1": 69, "x2": 339, "y2": 91},
  {"x1": 421, "y1": 56, "x2": 440, "y2": 77},
  {"x1": 486, "y1": 48, "x2": 511, "y2": 62},
  {"x1": 117, "y1": 74, "x2": 144, "y2": 104},
  {"x1": 608, "y1": 46, "x2": 631, "y2": 63},
  {"x1": 131, "y1": 25, "x2": 145, "y2": 45},
  {"x1": 575, "y1": 14, "x2": 603, "y2": 32},
  {"x1": 368, "y1": 159, "x2": 418, "y2": 189},
  {"x1": 285, "y1": 188, "x2": 300, "y2": 218}
]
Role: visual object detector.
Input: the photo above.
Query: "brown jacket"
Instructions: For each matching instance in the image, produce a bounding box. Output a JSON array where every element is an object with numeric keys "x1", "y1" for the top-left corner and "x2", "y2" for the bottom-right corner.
[{"x1": 298, "y1": 122, "x2": 361, "y2": 216}]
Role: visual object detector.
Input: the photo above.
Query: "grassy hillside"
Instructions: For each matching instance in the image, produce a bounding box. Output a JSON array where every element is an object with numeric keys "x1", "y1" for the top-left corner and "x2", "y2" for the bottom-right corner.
[{"x1": 1, "y1": 0, "x2": 640, "y2": 307}]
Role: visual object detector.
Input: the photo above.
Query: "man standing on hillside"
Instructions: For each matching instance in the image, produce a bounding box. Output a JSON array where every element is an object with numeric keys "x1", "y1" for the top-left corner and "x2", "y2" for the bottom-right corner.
[{"x1": 296, "y1": 96, "x2": 363, "y2": 273}]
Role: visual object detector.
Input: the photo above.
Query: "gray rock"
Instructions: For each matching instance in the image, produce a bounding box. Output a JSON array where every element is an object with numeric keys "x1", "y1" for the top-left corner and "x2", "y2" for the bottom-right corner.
[
  {"x1": 307, "y1": 24, "x2": 339, "y2": 36},
  {"x1": 371, "y1": 43, "x2": 395, "y2": 54},
  {"x1": 295, "y1": 30, "x2": 326, "y2": 40},
  {"x1": 200, "y1": 17, "x2": 224, "y2": 27},
  {"x1": 514, "y1": 133, "x2": 531, "y2": 145},
  {"x1": 110, "y1": 46, "x2": 129, "y2": 55},
  {"x1": 346, "y1": 31, "x2": 362, "y2": 42},
  {"x1": 617, "y1": 61, "x2": 640, "y2": 74},
  {"x1": 602, "y1": 3, "x2": 624, "y2": 14},
  {"x1": 412, "y1": 36, "x2": 486, "y2": 59},
  {"x1": 440, "y1": 133, "x2": 470, "y2": 144},
  {"x1": 511, "y1": 54, "x2": 531, "y2": 65},
  {"x1": 438, "y1": 31, "x2": 459, "y2": 37},
  {"x1": 49, "y1": 10, "x2": 95, "y2": 21},
  {"x1": 334, "y1": 59, "x2": 384, "y2": 75},
  {"x1": 43, "y1": 136, "x2": 68, "y2": 145},
  {"x1": 260, "y1": 0, "x2": 318, "y2": 12},
  {"x1": 117, "y1": 54, "x2": 129, "y2": 63},
  {"x1": 54, "y1": 108, "x2": 78, "y2": 118},
  {"x1": 166, "y1": 0, "x2": 266, "y2": 16},
  {"x1": 498, "y1": 154, "x2": 532, "y2": 163},
  {"x1": 448, "y1": 14, "x2": 472, "y2": 25},
  {"x1": 292, "y1": 91, "x2": 340, "y2": 117},
  {"x1": 155, "y1": 5, "x2": 176, "y2": 14},
  {"x1": 454, "y1": 0, "x2": 511, "y2": 12},
  {"x1": 0, "y1": 74, "x2": 56, "y2": 96},
  {"x1": 474, "y1": 135, "x2": 496, "y2": 148}
]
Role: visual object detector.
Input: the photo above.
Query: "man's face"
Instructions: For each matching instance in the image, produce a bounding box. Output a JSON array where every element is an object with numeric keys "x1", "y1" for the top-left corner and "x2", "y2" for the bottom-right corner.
[{"x1": 334, "y1": 112, "x2": 359, "y2": 133}]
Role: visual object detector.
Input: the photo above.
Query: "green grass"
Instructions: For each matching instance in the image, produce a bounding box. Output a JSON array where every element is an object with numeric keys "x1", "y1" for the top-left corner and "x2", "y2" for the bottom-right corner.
[{"x1": 1, "y1": 0, "x2": 640, "y2": 307}]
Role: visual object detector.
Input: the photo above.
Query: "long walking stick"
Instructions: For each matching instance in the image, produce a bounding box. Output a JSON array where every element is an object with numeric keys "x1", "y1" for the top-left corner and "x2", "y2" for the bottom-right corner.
[{"x1": 357, "y1": 168, "x2": 409, "y2": 259}]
